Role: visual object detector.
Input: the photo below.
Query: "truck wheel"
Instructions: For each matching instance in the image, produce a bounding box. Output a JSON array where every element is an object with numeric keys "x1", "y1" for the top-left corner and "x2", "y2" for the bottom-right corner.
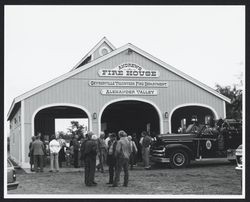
[{"x1": 170, "y1": 149, "x2": 189, "y2": 168}]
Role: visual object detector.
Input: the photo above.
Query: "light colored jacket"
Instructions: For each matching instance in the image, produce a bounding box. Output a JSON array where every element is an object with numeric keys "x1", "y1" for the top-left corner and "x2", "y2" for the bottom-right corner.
[
  {"x1": 115, "y1": 137, "x2": 132, "y2": 159},
  {"x1": 49, "y1": 139, "x2": 61, "y2": 153}
]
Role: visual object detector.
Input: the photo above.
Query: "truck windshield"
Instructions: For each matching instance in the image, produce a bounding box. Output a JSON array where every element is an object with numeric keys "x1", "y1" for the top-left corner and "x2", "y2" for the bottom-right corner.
[
  {"x1": 185, "y1": 124, "x2": 205, "y2": 134},
  {"x1": 185, "y1": 124, "x2": 195, "y2": 133}
]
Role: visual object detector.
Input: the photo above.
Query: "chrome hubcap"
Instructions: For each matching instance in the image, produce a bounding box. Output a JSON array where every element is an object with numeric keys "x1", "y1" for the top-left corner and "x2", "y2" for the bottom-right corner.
[{"x1": 173, "y1": 153, "x2": 185, "y2": 166}]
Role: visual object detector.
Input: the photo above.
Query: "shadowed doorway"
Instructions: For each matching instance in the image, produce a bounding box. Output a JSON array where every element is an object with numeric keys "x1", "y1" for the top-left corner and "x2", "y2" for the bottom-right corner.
[{"x1": 101, "y1": 100, "x2": 160, "y2": 137}]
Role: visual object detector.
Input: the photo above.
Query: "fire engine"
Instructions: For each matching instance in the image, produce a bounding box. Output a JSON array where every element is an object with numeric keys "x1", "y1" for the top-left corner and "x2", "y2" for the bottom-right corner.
[{"x1": 150, "y1": 119, "x2": 242, "y2": 168}]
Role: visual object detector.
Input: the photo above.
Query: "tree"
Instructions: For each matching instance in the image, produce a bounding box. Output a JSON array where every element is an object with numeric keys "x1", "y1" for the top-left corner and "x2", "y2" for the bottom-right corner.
[
  {"x1": 215, "y1": 84, "x2": 242, "y2": 119},
  {"x1": 57, "y1": 131, "x2": 72, "y2": 140},
  {"x1": 67, "y1": 121, "x2": 86, "y2": 139}
]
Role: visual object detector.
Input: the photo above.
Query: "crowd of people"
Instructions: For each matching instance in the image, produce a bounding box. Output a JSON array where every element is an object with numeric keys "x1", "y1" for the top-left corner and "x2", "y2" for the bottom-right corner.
[{"x1": 28, "y1": 130, "x2": 153, "y2": 187}]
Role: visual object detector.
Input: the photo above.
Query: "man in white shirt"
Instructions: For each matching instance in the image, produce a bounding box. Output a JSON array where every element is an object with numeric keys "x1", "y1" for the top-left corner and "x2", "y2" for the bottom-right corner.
[
  {"x1": 49, "y1": 135, "x2": 61, "y2": 172},
  {"x1": 104, "y1": 132, "x2": 110, "y2": 146}
]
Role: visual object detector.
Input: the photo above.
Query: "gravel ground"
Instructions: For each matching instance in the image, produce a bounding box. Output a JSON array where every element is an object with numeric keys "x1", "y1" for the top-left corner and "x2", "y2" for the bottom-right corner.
[{"x1": 8, "y1": 159, "x2": 242, "y2": 196}]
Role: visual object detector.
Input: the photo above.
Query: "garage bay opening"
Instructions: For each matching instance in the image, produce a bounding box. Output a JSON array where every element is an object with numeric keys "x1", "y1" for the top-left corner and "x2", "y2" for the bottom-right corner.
[
  {"x1": 33, "y1": 105, "x2": 89, "y2": 168},
  {"x1": 34, "y1": 106, "x2": 89, "y2": 139},
  {"x1": 101, "y1": 100, "x2": 160, "y2": 138},
  {"x1": 171, "y1": 105, "x2": 215, "y2": 133}
]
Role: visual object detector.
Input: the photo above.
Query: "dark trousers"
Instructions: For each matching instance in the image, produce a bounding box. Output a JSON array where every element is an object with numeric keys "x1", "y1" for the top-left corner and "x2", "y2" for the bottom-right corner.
[
  {"x1": 74, "y1": 150, "x2": 79, "y2": 168},
  {"x1": 113, "y1": 158, "x2": 129, "y2": 186},
  {"x1": 84, "y1": 156, "x2": 96, "y2": 185},
  {"x1": 107, "y1": 155, "x2": 116, "y2": 183},
  {"x1": 34, "y1": 155, "x2": 44, "y2": 172},
  {"x1": 129, "y1": 152, "x2": 136, "y2": 169},
  {"x1": 29, "y1": 154, "x2": 34, "y2": 168},
  {"x1": 96, "y1": 150, "x2": 105, "y2": 172},
  {"x1": 137, "y1": 146, "x2": 142, "y2": 162}
]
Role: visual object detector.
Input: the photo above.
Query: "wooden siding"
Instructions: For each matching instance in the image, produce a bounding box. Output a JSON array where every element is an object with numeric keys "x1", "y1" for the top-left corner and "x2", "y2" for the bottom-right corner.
[
  {"x1": 9, "y1": 107, "x2": 22, "y2": 164},
  {"x1": 23, "y1": 49, "x2": 225, "y2": 161}
]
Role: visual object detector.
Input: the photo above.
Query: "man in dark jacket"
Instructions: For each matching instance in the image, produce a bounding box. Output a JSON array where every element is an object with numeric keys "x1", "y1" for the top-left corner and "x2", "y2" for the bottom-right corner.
[
  {"x1": 72, "y1": 135, "x2": 80, "y2": 168},
  {"x1": 29, "y1": 136, "x2": 36, "y2": 172},
  {"x1": 31, "y1": 135, "x2": 45, "y2": 172},
  {"x1": 106, "y1": 133, "x2": 117, "y2": 184},
  {"x1": 81, "y1": 132, "x2": 98, "y2": 186}
]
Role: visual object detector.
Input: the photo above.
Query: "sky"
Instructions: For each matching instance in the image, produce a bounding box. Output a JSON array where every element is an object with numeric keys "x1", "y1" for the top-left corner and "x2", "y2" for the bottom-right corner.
[{"x1": 4, "y1": 5, "x2": 245, "y2": 135}]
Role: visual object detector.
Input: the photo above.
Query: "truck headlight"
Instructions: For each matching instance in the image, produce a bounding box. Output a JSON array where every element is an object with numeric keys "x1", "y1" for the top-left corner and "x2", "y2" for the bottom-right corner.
[{"x1": 13, "y1": 170, "x2": 16, "y2": 181}]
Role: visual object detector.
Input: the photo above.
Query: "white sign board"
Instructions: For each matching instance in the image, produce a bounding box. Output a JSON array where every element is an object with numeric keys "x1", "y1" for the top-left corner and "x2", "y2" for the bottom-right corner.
[
  {"x1": 101, "y1": 89, "x2": 158, "y2": 96},
  {"x1": 89, "y1": 80, "x2": 168, "y2": 88},
  {"x1": 98, "y1": 63, "x2": 160, "y2": 78}
]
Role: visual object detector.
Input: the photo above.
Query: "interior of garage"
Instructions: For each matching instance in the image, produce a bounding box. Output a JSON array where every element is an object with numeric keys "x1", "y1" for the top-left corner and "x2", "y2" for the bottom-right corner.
[
  {"x1": 101, "y1": 100, "x2": 160, "y2": 138},
  {"x1": 34, "y1": 106, "x2": 88, "y2": 140},
  {"x1": 171, "y1": 106, "x2": 215, "y2": 133}
]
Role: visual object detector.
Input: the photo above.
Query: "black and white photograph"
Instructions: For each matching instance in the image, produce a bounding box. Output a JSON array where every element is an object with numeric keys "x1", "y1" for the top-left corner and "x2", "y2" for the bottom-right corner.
[{"x1": 4, "y1": 5, "x2": 245, "y2": 199}]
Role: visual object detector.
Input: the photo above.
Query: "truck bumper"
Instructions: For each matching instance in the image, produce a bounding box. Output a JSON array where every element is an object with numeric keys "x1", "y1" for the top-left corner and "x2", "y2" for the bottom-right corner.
[{"x1": 150, "y1": 156, "x2": 170, "y2": 163}]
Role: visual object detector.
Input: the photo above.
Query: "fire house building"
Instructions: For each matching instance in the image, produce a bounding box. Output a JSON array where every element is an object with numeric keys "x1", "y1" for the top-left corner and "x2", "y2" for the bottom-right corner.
[{"x1": 7, "y1": 37, "x2": 230, "y2": 167}]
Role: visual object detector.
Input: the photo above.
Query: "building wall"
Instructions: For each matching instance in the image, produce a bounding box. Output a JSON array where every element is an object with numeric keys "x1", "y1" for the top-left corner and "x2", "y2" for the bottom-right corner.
[
  {"x1": 22, "y1": 49, "x2": 225, "y2": 165},
  {"x1": 9, "y1": 107, "x2": 22, "y2": 164}
]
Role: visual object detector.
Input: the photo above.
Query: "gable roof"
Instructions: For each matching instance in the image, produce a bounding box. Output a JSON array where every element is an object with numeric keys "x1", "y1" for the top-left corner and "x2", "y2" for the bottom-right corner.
[
  {"x1": 7, "y1": 42, "x2": 231, "y2": 120},
  {"x1": 70, "y1": 36, "x2": 116, "y2": 71}
]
